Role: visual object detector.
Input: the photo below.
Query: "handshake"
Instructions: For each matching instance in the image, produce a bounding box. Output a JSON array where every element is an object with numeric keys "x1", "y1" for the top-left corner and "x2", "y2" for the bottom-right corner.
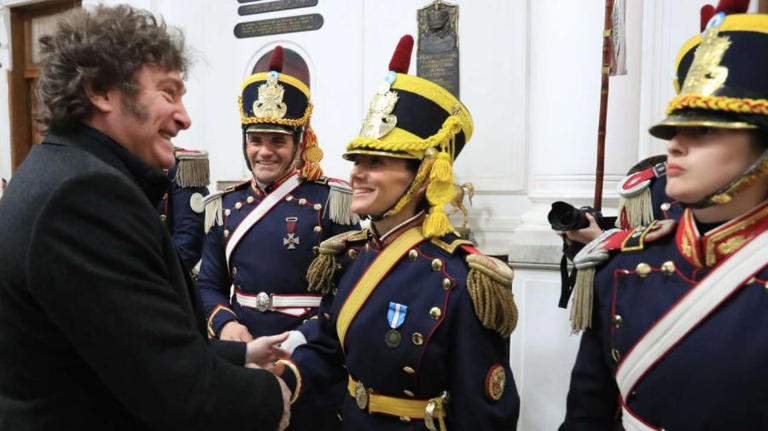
[{"x1": 242, "y1": 329, "x2": 306, "y2": 431}]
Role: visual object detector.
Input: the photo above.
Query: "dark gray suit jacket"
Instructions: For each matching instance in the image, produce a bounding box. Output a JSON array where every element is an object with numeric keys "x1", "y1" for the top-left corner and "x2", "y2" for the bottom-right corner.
[{"x1": 0, "y1": 126, "x2": 282, "y2": 430}]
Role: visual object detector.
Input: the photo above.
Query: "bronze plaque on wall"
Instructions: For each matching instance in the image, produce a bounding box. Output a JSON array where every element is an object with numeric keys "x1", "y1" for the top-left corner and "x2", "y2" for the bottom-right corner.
[
  {"x1": 238, "y1": 0, "x2": 318, "y2": 16},
  {"x1": 234, "y1": 13, "x2": 324, "y2": 38},
  {"x1": 417, "y1": 1, "x2": 459, "y2": 98}
]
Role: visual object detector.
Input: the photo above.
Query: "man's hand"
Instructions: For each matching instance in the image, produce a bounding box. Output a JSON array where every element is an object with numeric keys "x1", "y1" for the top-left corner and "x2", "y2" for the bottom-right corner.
[
  {"x1": 276, "y1": 375, "x2": 292, "y2": 431},
  {"x1": 556, "y1": 213, "x2": 602, "y2": 245},
  {"x1": 245, "y1": 332, "x2": 290, "y2": 369},
  {"x1": 220, "y1": 321, "x2": 253, "y2": 342}
]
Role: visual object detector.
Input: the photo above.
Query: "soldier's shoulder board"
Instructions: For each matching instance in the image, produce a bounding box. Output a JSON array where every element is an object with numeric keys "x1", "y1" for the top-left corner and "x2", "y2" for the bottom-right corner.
[{"x1": 574, "y1": 219, "x2": 677, "y2": 269}]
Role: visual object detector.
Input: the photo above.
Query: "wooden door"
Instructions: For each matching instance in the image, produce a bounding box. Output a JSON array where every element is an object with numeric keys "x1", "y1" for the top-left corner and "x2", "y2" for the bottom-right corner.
[{"x1": 8, "y1": 0, "x2": 80, "y2": 173}]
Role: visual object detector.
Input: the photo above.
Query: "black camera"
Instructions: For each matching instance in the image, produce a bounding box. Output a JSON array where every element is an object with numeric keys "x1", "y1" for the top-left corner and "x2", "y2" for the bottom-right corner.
[{"x1": 547, "y1": 201, "x2": 612, "y2": 231}]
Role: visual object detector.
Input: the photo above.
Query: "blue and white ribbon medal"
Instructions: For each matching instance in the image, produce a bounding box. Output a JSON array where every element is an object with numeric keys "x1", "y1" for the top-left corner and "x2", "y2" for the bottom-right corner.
[{"x1": 385, "y1": 302, "x2": 407, "y2": 348}]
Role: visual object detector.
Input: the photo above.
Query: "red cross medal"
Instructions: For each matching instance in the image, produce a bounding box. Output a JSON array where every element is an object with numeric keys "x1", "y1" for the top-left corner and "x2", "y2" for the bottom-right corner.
[{"x1": 283, "y1": 216, "x2": 300, "y2": 249}]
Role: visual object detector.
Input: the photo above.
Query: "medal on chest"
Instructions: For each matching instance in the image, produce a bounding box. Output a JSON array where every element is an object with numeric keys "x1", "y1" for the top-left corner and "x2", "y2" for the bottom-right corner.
[
  {"x1": 283, "y1": 216, "x2": 300, "y2": 249},
  {"x1": 385, "y1": 302, "x2": 408, "y2": 348}
]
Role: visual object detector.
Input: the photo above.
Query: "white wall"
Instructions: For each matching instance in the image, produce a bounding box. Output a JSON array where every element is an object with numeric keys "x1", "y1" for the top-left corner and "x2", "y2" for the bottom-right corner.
[{"x1": 0, "y1": 0, "x2": 721, "y2": 429}]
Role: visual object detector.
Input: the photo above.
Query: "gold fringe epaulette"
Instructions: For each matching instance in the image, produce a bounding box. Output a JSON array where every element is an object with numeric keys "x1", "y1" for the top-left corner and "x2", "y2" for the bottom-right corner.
[
  {"x1": 465, "y1": 253, "x2": 518, "y2": 337},
  {"x1": 306, "y1": 230, "x2": 363, "y2": 295},
  {"x1": 174, "y1": 149, "x2": 210, "y2": 188},
  {"x1": 322, "y1": 179, "x2": 360, "y2": 226}
]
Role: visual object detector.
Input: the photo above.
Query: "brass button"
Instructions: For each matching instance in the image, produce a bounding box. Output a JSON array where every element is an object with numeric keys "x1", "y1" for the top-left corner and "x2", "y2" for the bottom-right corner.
[
  {"x1": 314, "y1": 226, "x2": 322, "y2": 233},
  {"x1": 285, "y1": 195, "x2": 294, "y2": 202},
  {"x1": 323, "y1": 313, "x2": 331, "y2": 319},
  {"x1": 660, "y1": 261, "x2": 676, "y2": 276},
  {"x1": 232, "y1": 266, "x2": 238, "y2": 275},
  {"x1": 159, "y1": 214, "x2": 167, "y2": 222},
  {"x1": 412, "y1": 332, "x2": 424, "y2": 345},
  {"x1": 442, "y1": 278, "x2": 452, "y2": 290},
  {"x1": 298, "y1": 198, "x2": 307, "y2": 206},
  {"x1": 224, "y1": 209, "x2": 231, "y2": 216},
  {"x1": 348, "y1": 249, "x2": 358, "y2": 259},
  {"x1": 234, "y1": 202, "x2": 242, "y2": 210},
  {"x1": 312, "y1": 246, "x2": 320, "y2": 255},
  {"x1": 403, "y1": 389, "x2": 415, "y2": 397},
  {"x1": 246, "y1": 196, "x2": 255, "y2": 204},
  {"x1": 403, "y1": 366, "x2": 415, "y2": 374},
  {"x1": 429, "y1": 307, "x2": 442, "y2": 320},
  {"x1": 314, "y1": 203, "x2": 322, "y2": 211},
  {"x1": 747, "y1": 277, "x2": 756, "y2": 284},
  {"x1": 431, "y1": 259, "x2": 443, "y2": 271},
  {"x1": 612, "y1": 314, "x2": 622, "y2": 328},
  {"x1": 764, "y1": 281, "x2": 768, "y2": 291},
  {"x1": 611, "y1": 348, "x2": 621, "y2": 363},
  {"x1": 399, "y1": 417, "x2": 411, "y2": 423},
  {"x1": 223, "y1": 229, "x2": 230, "y2": 238},
  {"x1": 635, "y1": 263, "x2": 651, "y2": 278},
  {"x1": 660, "y1": 202, "x2": 671, "y2": 211},
  {"x1": 408, "y1": 249, "x2": 418, "y2": 262}
]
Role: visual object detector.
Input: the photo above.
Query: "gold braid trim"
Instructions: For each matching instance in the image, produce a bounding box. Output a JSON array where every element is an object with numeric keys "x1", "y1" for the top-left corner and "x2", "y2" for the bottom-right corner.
[
  {"x1": 465, "y1": 254, "x2": 518, "y2": 337},
  {"x1": 666, "y1": 95, "x2": 768, "y2": 116},
  {"x1": 306, "y1": 230, "x2": 357, "y2": 295},
  {"x1": 346, "y1": 114, "x2": 462, "y2": 153},
  {"x1": 239, "y1": 98, "x2": 313, "y2": 127}
]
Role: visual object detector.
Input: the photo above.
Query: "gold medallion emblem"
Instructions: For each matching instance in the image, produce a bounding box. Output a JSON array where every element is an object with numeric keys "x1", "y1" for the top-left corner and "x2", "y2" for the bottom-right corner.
[
  {"x1": 359, "y1": 85, "x2": 399, "y2": 139},
  {"x1": 486, "y1": 365, "x2": 505, "y2": 401},
  {"x1": 252, "y1": 74, "x2": 287, "y2": 118}
]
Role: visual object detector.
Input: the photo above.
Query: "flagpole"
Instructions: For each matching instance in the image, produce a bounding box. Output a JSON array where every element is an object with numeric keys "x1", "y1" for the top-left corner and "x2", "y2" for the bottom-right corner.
[{"x1": 594, "y1": 0, "x2": 615, "y2": 211}]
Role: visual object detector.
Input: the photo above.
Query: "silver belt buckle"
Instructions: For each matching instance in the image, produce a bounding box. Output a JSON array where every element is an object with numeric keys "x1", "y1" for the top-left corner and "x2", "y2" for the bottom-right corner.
[{"x1": 255, "y1": 292, "x2": 272, "y2": 312}]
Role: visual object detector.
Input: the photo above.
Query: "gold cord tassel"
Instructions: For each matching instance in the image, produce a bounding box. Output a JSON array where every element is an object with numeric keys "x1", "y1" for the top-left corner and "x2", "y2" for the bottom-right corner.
[
  {"x1": 424, "y1": 151, "x2": 456, "y2": 238},
  {"x1": 306, "y1": 253, "x2": 338, "y2": 295},
  {"x1": 465, "y1": 255, "x2": 518, "y2": 337},
  {"x1": 300, "y1": 124, "x2": 324, "y2": 181},
  {"x1": 570, "y1": 268, "x2": 595, "y2": 333},
  {"x1": 306, "y1": 232, "x2": 349, "y2": 294},
  {"x1": 615, "y1": 188, "x2": 653, "y2": 229}
]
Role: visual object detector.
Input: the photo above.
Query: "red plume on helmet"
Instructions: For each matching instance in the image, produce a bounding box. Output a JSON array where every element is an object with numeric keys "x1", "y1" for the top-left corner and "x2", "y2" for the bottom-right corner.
[
  {"x1": 700, "y1": 5, "x2": 716, "y2": 31},
  {"x1": 715, "y1": 0, "x2": 750, "y2": 15},
  {"x1": 388, "y1": 35, "x2": 414, "y2": 74},
  {"x1": 268, "y1": 46, "x2": 284, "y2": 73},
  {"x1": 701, "y1": 0, "x2": 751, "y2": 30}
]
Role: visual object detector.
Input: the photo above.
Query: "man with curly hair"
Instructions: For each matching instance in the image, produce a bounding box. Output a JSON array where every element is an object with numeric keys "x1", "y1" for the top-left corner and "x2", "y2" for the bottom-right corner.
[{"x1": 0, "y1": 5, "x2": 290, "y2": 430}]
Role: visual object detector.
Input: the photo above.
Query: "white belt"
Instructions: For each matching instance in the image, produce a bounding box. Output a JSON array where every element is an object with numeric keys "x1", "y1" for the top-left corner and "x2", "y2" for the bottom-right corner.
[{"x1": 234, "y1": 288, "x2": 322, "y2": 317}]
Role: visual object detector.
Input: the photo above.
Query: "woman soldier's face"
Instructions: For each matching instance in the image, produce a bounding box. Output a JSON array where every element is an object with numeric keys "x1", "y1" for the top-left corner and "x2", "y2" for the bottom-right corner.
[
  {"x1": 349, "y1": 154, "x2": 416, "y2": 216},
  {"x1": 666, "y1": 127, "x2": 763, "y2": 204}
]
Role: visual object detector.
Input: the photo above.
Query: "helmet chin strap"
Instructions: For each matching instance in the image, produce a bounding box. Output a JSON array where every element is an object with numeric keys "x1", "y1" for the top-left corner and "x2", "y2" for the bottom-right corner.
[{"x1": 685, "y1": 148, "x2": 768, "y2": 209}]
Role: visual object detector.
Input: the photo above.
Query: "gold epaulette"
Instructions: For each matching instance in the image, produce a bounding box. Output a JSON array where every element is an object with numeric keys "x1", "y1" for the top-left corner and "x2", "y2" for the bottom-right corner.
[
  {"x1": 174, "y1": 149, "x2": 210, "y2": 188},
  {"x1": 464, "y1": 251, "x2": 518, "y2": 337},
  {"x1": 306, "y1": 229, "x2": 366, "y2": 295}
]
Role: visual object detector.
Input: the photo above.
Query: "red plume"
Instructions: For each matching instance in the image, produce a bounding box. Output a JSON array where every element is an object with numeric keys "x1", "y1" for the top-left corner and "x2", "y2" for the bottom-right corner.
[
  {"x1": 388, "y1": 35, "x2": 414, "y2": 74},
  {"x1": 701, "y1": 4, "x2": 715, "y2": 31},
  {"x1": 715, "y1": 0, "x2": 750, "y2": 14},
  {"x1": 268, "y1": 46, "x2": 284, "y2": 73}
]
